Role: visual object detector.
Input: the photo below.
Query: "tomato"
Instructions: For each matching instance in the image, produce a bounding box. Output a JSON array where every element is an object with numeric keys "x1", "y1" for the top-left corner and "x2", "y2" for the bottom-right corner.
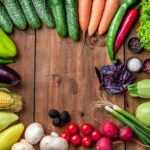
[
  {"x1": 91, "y1": 130, "x2": 101, "y2": 141},
  {"x1": 70, "y1": 134, "x2": 81, "y2": 145},
  {"x1": 60, "y1": 131, "x2": 70, "y2": 142},
  {"x1": 67, "y1": 123, "x2": 79, "y2": 134},
  {"x1": 82, "y1": 136, "x2": 92, "y2": 147},
  {"x1": 80, "y1": 123, "x2": 93, "y2": 135}
]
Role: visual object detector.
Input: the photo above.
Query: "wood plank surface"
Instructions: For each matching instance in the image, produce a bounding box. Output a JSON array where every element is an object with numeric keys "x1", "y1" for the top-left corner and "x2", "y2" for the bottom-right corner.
[{"x1": 8, "y1": 4, "x2": 148, "y2": 150}]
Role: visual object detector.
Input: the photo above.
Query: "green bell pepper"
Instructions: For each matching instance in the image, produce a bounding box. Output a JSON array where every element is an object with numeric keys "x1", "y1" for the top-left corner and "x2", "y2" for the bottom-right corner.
[{"x1": 0, "y1": 28, "x2": 17, "y2": 63}]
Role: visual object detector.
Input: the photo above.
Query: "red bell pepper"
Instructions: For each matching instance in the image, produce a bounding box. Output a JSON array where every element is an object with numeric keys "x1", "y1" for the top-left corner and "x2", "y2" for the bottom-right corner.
[{"x1": 114, "y1": 7, "x2": 139, "y2": 54}]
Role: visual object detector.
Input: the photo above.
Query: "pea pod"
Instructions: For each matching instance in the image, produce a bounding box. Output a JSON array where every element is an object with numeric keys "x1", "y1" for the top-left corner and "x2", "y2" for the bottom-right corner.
[
  {"x1": 0, "y1": 123, "x2": 24, "y2": 150},
  {"x1": 107, "y1": 0, "x2": 137, "y2": 63},
  {"x1": 0, "y1": 112, "x2": 18, "y2": 132},
  {"x1": 0, "y1": 28, "x2": 17, "y2": 63}
]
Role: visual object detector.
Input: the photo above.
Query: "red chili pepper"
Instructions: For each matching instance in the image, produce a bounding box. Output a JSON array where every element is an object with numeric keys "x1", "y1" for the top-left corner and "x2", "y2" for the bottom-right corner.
[{"x1": 114, "y1": 7, "x2": 139, "y2": 54}]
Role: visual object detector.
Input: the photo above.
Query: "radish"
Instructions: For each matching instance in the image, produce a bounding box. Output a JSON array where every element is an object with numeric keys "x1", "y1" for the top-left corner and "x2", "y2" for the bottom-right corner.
[
  {"x1": 94, "y1": 118, "x2": 119, "y2": 138},
  {"x1": 119, "y1": 126, "x2": 150, "y2": 147},
  {"x1": 97, "y1": 137, "x2": 113, "y2": 150}
]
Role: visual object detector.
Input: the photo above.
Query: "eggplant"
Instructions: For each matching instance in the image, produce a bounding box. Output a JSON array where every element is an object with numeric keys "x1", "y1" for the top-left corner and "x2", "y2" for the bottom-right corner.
[{"x1": 0, "y1": 65, "x2": 21, "y2": 86}]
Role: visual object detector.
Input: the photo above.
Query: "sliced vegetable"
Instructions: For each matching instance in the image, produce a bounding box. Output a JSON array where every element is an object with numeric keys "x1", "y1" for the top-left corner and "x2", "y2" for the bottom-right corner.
[
  {"x1": 98, "y1": 0, "x2": 119, "y2": 35},
  {"x1": 0, "y1": 65, "x2": 20, "y2": 86},
  {"x1": 2, "y1": 0, "x2": 27, "y2": 30},
  {"x1": 0, "y1": 112, "x2": 18, "y2": 132},
  {"x1": 65, "y1": 0, "x2": 79, "y2": 41},
  {"x1": 0, "y1": 88, "x2": 23, "y2": 112},
  {"x1": 115, "y1": 7, "x2": 139, "y2": 53},
  {"x1": 128, "y1": 79, "x2": 150, "y2": 98},
  {"x1": 88, "y1": 0, "x2": 105, "y2": 36},
  {"x1": 95, "y1": 60, "x2": 135, "y2": 94},
  {"x1": 78, "y1": 0, "x2": 92, "y2": 34},
  {"x1": 136, "y1": 102, "x2": 150, "y2": 127},
  {"x1": 32, "y1": 0, "x2": 55, "y2": 28},
  {"x1": 0, "y1": 123, "x2": 24, "y2": 150},
  {"x1": 19, "y1": 0, "x2": 41, "y2": 29},
  {"x1": 0, "y1": 28, "x2": 17, "y2": 63},
  {"x1": 0, "y1": 3, "x2": 13, "y2": 33},
  {"x1": 48, "y1": 0, "x2": 67, "y2": 37},
  {"x1": 107, "y1": 0, "x2": 137, "y2": 63},
  {"x1": 138, "y1": 0, "x2": 150, "y2": 50}
]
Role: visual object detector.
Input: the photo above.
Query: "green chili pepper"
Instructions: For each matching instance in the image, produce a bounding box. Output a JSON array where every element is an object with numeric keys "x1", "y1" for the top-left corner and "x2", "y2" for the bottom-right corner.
[
  {"x1": 107, "y1": 0, "x2": 137, "y2": 63},
  {"x1": 0, "y1": 28, "x2": 17, "y2": 63}
]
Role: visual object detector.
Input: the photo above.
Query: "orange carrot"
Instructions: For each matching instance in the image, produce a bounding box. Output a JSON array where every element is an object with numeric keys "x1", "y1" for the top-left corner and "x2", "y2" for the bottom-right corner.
[
  {"x1": 88, "y1": 0, "x2": 105, "y2": 36},
  {"x1": 78, "y1": 0, "x2": 92, "y2": 33},
  {"x1": 98, "y1": 0, "x2": 119, "y2": 35}
]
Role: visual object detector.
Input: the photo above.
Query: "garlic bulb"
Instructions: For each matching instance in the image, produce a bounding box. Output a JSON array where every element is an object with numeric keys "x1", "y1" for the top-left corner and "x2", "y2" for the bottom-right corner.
[
  {"x1": 40, "y1": 132, "x2": 68, "y2": 150},
  {"x1": 25, "y1": 123, "x2": 44, "y2": 145}
]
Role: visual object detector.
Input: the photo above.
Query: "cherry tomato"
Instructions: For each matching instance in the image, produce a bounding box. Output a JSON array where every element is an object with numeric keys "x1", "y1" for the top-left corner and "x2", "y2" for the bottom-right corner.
[
  {"x1": 82, "y1": 136, "x2": 92, "y2": 147},
  {"x1": 67, "y1": 123, "x2": 79, "y2": 134},
  {"x1": 80, "y1": 123, "x2": 93, "y2": 135},
  {"x1": 71, "y1": 134, "x2": 81, "y2": 145},
  {"x1": 60, "y1": 131, "x2": 70, "y2": 142},
  {"x1": 91, "y1": 130, "x2": 101, "y2": 141}
]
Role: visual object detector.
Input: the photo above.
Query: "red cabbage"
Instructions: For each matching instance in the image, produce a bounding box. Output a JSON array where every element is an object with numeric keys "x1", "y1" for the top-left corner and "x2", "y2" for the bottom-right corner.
[{"x1": 95, "y1": 60, "x2": 135, "y2": 94}]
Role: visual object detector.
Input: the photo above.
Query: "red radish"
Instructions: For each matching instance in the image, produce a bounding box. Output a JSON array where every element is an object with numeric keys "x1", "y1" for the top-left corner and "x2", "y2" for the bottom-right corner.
[
  {"x1": 82, "y1": 136, "x2": 92, "y2": 147},
  {"x1": 80, "y1": 123, "x2": 93, "y2": 135},
  {"x1": 91, "y1": 130, "x2": 101, "y2": 141},
  {"x1": 119, "y1": 126, "x2": 133, "y2": 142},
  {"x1": 94, "y1": 118, "x2": 119, "y2": 138},
  {"x1": 78, "y1": 0, "x2": 92, "y2": 33},
  {"x1": 67, "y1": 123, "x2": 79, "y2": 134},
  {"x1": 97, "y1": 137, "x2": 113, "y2": 150},
  {"x1": 70, "y1": 134, "x2": 82, "y2": 145},
  {"x1": 88, "y1": 0, "x2": 105, "y2": 36},
  {"x1": 60, "y1": 131, "x2": 71, "y2": 142}
]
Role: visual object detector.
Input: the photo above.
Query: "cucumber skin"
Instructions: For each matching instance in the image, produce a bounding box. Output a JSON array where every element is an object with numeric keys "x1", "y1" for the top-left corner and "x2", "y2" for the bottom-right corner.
[
  {"x1": 65, "y1": 0, "x2": 79, "y2": 41},
  {"x1": 32, "y1": 0, "x2": 55, "y2": 28},
  {"x1": 19, "y1": 0, "x2": 41, "y2": 29},
  {"x1": 2, "y1": 0, "x2": 27, "y2": 30},
  {"x1": 48, "y1": 0, "x2": 67, "y2": 37},
  {"x1": 0, "y1": 3, "x2": 13, "y2": 33}
]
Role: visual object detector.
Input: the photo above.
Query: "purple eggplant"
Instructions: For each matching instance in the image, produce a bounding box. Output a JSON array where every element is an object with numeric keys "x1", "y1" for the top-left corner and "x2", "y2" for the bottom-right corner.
[{"x1": 0, "y1": 65, "x2": 21, "y2": 86}]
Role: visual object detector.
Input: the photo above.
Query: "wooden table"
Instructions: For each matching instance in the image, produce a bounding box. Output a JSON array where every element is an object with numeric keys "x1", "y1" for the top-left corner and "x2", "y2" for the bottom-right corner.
[{"x1": 9, "y1": 18, "x2": 149, "y2": 150}]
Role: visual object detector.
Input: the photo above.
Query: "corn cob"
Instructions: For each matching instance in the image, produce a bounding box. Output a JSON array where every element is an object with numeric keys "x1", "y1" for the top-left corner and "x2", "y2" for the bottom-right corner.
[{"x1": 0, "y1": 88, "x2": 23, "y2": 112}]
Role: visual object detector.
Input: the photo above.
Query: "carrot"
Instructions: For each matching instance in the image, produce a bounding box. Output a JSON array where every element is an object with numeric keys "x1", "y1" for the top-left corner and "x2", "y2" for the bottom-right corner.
[
  {"x1": 98, "y1": 0, "x2": 119, "y2": 35},
  {"x1": 88, "y1": 0, "x2": 105, "y2": 36},
  {"x1": 78, "y1": 0, "x2": 92, "y2": 33}
]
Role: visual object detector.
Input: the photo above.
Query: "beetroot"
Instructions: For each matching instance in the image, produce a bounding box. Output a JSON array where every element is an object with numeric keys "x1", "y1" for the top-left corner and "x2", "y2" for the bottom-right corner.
[
  {"x1": 97, "y1": 137, "x2": 113, "y2": 150},
  {"x1": 119, "y1": 126, "x2": 133, "y2": 142}
]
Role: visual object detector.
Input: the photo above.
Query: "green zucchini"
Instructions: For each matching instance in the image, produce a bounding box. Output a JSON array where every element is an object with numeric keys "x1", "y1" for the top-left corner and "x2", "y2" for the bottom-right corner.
[
  {"x1": 2, "y1": 0, "x2": 27, "y2": 30},
  {"x1": 0, "y1": 3, "x2": 13, "y2": 33},
  {"x1": 32, "y1": 0, "x2": 55, "y2": 28},
  {"x1": 19, "y1": 0, "x2": 41, "y2": 29},
  {"x1": 65, "y1": 0, "x2": 79, "y2": 41},
  {"x1": 48, "y1": 0, "x2": 67, "y2": 37}
]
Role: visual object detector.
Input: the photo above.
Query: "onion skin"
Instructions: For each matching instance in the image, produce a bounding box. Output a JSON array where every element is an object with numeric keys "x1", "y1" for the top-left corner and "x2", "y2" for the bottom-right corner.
[{"x1": 0, "y1": 65, "x2": 20, "y2": 86}]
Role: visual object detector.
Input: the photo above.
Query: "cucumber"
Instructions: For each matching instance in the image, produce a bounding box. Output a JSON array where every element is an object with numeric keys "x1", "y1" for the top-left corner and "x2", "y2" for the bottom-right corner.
[
  {"x1": 2, "y1": 0, "x2": 27, "y2": 30},
  {"x1": 65, "y1": 0, "x2": 79, "y2": 41},
  {"x1": 19, "y1": 0, "x2": 41, "y2": 29},
  {"x1": 32, "y1": 0, "x2": 55, "y2": 28},
  {"x1": 48, "y1": 0, "x2": 67, "y2": 37},
  {"x1": 0, "y1": 3, "x2": 13, "y2": 33}
]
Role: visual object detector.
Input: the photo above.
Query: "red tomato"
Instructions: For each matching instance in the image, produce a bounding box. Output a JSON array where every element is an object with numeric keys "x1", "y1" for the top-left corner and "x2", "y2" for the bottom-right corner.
[
  {"x1": 70, "y1": 134, "x2": 81, "y2": 145},
  {"x1": 80, "y1": 123, "x2": 93, "y2": 135},
  {"x1": 67, "y1": 123, "x2": 79, "y2": 134},
  {"x1": 91, "y1": 130, "x2": 101, "y2": 141},
  {"x1": 60, "y1": 131, "x2": 70, "y2": 142},
  {"x1": 82, "y1": 136, "x2": 92, "y2": 147}
]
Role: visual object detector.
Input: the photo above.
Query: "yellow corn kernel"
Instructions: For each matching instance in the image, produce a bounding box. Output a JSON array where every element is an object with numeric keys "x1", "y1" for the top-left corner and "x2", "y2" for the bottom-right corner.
[{"x1": 0, "y1": 91, "x2": 13, "y2": 108}]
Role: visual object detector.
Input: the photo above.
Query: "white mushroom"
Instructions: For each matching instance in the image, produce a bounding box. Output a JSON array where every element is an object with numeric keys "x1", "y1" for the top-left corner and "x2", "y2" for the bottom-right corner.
[
  {"x1": 25, "y1": 122, "x2": 44, "y2": 145},
  {"x1": 40, "y1": 132, "x2": 68, "y2": 150}
]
